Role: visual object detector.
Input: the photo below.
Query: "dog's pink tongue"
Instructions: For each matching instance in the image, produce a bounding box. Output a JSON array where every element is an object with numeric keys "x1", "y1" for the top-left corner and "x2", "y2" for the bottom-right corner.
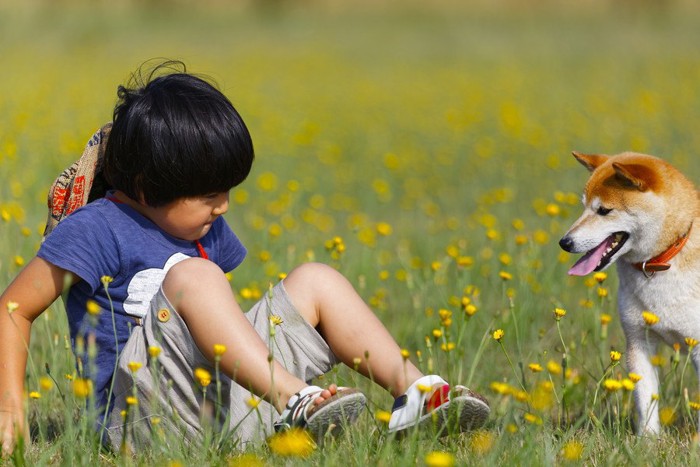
[{"x1": 567, "y1": 237, "x2": 612, "y2": 276}]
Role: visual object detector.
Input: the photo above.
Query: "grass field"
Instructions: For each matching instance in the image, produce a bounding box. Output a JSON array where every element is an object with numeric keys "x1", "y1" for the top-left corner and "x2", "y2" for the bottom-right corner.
[{"x1": 3, "y1": 1, "x2": 700, "y2": 465}]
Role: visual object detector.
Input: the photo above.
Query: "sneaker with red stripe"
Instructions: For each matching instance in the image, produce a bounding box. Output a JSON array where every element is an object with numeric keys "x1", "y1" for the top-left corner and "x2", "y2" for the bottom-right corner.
[{"x1": 388, "y1": 375, "x2": 490, "y2": 436}]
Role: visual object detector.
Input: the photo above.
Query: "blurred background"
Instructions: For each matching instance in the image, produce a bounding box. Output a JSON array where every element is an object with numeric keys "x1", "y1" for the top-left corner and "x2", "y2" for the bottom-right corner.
[{"x1": 2, "y1": 0, "x2": 700, "y2": 387}]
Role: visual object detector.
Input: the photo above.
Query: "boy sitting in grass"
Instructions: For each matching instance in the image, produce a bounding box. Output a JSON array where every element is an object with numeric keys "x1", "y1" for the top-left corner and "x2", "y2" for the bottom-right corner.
[{"x1": 0, "y1": 61, "x2": 489, "y2": 455}]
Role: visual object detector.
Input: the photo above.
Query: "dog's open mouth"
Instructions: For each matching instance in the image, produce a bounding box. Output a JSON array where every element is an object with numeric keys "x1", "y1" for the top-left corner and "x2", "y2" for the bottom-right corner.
[{"x1": 568, "y1": 232, "x2": 629, "y2": 276}]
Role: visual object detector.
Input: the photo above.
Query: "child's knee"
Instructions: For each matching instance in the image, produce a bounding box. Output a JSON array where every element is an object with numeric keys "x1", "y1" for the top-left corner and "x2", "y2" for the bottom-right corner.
[
  {"x1": 286, "y1": 262, "x2": 342, "y2": 285},
  {"x1": 162, "y1": 257, "x2": 224, "y2": 305}
]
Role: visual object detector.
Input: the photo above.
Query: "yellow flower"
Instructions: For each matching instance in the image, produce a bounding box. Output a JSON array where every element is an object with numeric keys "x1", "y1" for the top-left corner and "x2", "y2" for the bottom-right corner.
[
  {"x1": 561, "y1": 440, "x2": 584, "y2": 461},
  {"x1": 600, "y1": 313, "x2": 612, "y2": 325},
  {"x1": 400, "y1": 349, "x2": 410, "y2": 360},
  {"x1": 267, "y1": 428, "x2": 316, "y2": 458},
  {"x1": 528, "y1": 363, "x2": 543, "y2": 373},
  {"x1": 651, "y1": 354, "x2": 666, "y2": 367},
  {"x1": 490, "y1": 382, "x2": 513, "y2": 395},
  {"x1": 603, "y1": 379, "x2": 622, "y2": 392},
  {"x1": 376, "y1": 222, "x2": 393, "y2": 236},
  {"x1": 424, "y1": 451, "x2": 455, "y2": 467},
  {"x1": 513, "y1": 390, "x2": 529, "y2": 403},
  {"x1": 247, "y1": 396, "x2": 261, "y2": 408},
  {"x1": 73, "y1": 378, "x2": 93, "y2": 398},
  {"x1": 126, "y1": 396, "x2": 139, "y2": 406},
  {"x1": 499, "y1": 253, "x2": 512, "y2": 266},
  {"x1": 545, "y1": 203, "x2": 560, "y2": 216},
  {"x1": 440, "y1": 342, "x2": 456, "y2": 352},
  {"x1": 100, "y1": 275, "x2": 113, "y2": 286},
  {"x1": 523, "y1": 413, "x2": 543, "y2": 425},
  {"x1": 689, "y1": 402, "x2": 700, "y2": 411},
  {"x1": 417, "y1": 383, "x2": 433, "y2": 394},
  {"x1": 492, "y1": 329, "x2": 505, "y2": 342},
  {"x1": 375, "y1": 410, "x2": 391, "y2": 424},
  {"x1": 553, "y1": 308, "x2": 566, "y2": 320},
  {"x1": 470, "y1": 430, "x2": 495, "y2": 455},
  {"x1": 597, "y1": 287, "x2": 608, "y2": 298},
  {"x1": 148, "y1": 346, "x2": 162, "y2": 358},
  {"x1": 457, "y1": 256, "x2": 474, "y2": 267},
  {"x1": 86, "y1": 299, "x2": 101, "y2": 316},
  {"x1": 515, "y1": 234, "x2": 528, "y2": 246},
  {"x1": 127, "y1": 361, "x2": 143, "y2": 373},
  {"x1": 685, "y1": 337, "x2": 699, "y2": 349},
  {"x1": 194, "y1": 368, "x2": 212, "y2": 387},
  {"x1": 464, "y1": 304, "x2": 478, "y2": 316},
  {"x1": 29, "y1": 391, "x2": 41, "y2": 399},
  {"x1": 621, "y1": 379, "x2": 635, "y2": 391},
  {"x1": 213, "y1": 344, "x2": 227, "y2": 357},
  {"x1": 660, "y1": 407, "x2": 676, "y2": 426},
  {"x1": 14, "y1": 256, "x2": 24, "y2": 267},
  {"x1": 642, "y1": 311, "x2": 659, "y2": 326},
  {"x1": 610, "y1": 350, "x2": 621, "y2": 362},
  {"x1": 546, "y1": 360, "x2": 562, "y2": 375},
  {"x1": 533, "y1": 230, "x2": 550, "y2": 245},
  {"x1": 628, "y1": 373, "x2": 642, "y2": 383},
  {"x1": 6, "y1": 301, "x2": 19, "y2": 314},
  {"x1": 39, "y1": 376, "x2": 53, "y2": 392},
  {"x1": 593, "y1": 272, "x2": 608, "y2": 283},
  {"x1": 270, "y1": 315, "x2": 284, "y2": 326},
  {"x1": 438, "y1": 308, "x2": 452, "y2": 322},
  {"x1": 499, "y1": 271, "x2": 513, "y2": 281}
]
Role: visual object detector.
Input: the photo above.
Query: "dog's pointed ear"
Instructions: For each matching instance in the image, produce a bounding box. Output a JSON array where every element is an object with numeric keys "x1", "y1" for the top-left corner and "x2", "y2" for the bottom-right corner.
[
  {"x1": 572, "y1": 151, "x2": 608, "y2": 172},
  {"x1": 612, "y1": 162, "x2": 651, "y2": 191}
]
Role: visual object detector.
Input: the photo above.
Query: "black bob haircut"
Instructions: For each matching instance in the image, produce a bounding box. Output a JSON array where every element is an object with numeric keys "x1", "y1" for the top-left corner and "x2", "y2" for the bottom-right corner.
[{"x1": 103, "y1": 60, "x2": 254, "y2": 207}]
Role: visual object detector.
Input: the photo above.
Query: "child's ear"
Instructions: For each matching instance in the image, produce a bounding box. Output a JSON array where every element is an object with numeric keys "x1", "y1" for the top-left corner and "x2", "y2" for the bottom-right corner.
[{"x1": 572, "y1": 151, "x2": 608, "y2": 172}]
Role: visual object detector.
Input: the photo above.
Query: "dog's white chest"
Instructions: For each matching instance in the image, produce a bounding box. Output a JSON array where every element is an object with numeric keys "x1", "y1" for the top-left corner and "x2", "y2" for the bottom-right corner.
[{"x1": 618, "y1": 265, "x2": 700, "y2": 344}]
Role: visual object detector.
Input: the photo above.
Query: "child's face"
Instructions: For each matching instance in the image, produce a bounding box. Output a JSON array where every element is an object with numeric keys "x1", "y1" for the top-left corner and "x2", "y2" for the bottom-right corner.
[{"x1": 144, "y1": 192, "x2": 230, "y2": 241}]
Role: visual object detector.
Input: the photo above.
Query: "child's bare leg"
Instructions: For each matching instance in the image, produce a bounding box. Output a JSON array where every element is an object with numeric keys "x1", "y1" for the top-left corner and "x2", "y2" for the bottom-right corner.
[
  {"x1": 162, "y1": 257, "x2": 336, "y2": 413},
  {"x1": 282, "y1": 262, "x2": 424, "y2": 397}
]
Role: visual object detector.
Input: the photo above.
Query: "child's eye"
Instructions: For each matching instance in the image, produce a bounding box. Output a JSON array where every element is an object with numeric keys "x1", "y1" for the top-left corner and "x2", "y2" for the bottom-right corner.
[{"x1": 596, "y1": 206, "x2": 612, "y2": 216}]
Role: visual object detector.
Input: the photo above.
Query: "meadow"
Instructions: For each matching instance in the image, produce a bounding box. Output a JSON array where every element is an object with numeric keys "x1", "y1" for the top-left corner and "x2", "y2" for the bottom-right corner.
[{"x1": 2, "y1": 1, "x2": 700, "y2": 464}]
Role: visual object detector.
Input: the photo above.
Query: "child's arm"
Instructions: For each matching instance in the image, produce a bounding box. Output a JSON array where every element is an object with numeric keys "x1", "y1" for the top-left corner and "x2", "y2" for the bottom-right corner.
[{"x1": 0, "y1": 257, "x2": 71, "y2": 455}]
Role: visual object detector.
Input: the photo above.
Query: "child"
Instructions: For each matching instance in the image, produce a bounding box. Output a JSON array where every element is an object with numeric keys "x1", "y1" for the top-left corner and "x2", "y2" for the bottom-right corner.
[{"x1": 0, "y1": 61, "x2": 489, "y2": 454}]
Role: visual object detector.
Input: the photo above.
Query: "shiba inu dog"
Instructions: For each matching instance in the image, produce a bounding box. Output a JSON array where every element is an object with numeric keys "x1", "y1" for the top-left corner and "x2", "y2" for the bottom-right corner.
[{"x1": 559, "y1": 151, "x2": 700, "y2": 434}]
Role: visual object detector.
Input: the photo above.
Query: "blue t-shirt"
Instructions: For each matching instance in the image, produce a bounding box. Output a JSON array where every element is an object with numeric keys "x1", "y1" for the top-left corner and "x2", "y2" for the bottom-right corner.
[{"x1": 38, "y1": 197, "x2": 247, "y2": 410}]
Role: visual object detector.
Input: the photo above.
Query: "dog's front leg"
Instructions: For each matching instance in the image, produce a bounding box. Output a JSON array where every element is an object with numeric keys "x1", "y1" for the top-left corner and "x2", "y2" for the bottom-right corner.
[{"x1": 627, "y1": 338, "x2": 660, "y2": 435}]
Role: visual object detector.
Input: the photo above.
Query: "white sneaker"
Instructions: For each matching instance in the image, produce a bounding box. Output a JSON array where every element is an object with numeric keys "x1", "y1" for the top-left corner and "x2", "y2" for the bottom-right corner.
[{"x1": 388, "y1": 375, "x2": 490, "y2": 436}]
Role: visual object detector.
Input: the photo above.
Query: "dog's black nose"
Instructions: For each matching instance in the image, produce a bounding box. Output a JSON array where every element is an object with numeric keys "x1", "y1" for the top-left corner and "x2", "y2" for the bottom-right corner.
[{"x1": 559, "y1": 236, "x2": 574, "y2": 252}]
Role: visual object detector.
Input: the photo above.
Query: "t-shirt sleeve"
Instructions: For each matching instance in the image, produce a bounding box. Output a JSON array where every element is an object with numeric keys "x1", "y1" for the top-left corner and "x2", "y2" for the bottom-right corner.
[
  {"x1": 38, "y1": 207, "x2": 120, "y2": 294},
  {"x1": 209, "y1": 217, "x2": 246, "y2": 272}
]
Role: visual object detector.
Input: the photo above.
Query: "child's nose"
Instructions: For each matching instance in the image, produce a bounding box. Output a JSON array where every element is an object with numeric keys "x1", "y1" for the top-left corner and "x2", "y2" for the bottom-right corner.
[{"x1": 212, "y1": 193, "x2": 229, "y2": 215}]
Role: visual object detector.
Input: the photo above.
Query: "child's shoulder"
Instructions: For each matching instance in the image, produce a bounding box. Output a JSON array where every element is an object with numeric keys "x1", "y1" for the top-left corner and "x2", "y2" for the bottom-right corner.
[{"x1": 44, "y1": 198, "x2": 128, "y2": 243}]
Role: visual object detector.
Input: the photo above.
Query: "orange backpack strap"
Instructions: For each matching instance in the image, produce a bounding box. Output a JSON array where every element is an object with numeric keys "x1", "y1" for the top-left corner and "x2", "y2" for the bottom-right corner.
[{"x1": 43, "y1": 123, "x2": 113, "y2": 238}]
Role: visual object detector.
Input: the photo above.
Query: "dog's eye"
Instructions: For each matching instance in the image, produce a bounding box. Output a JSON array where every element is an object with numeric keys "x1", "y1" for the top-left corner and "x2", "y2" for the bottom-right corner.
[{"x1": 596, "y1": 206, "x2": 612, "y2": 216}]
